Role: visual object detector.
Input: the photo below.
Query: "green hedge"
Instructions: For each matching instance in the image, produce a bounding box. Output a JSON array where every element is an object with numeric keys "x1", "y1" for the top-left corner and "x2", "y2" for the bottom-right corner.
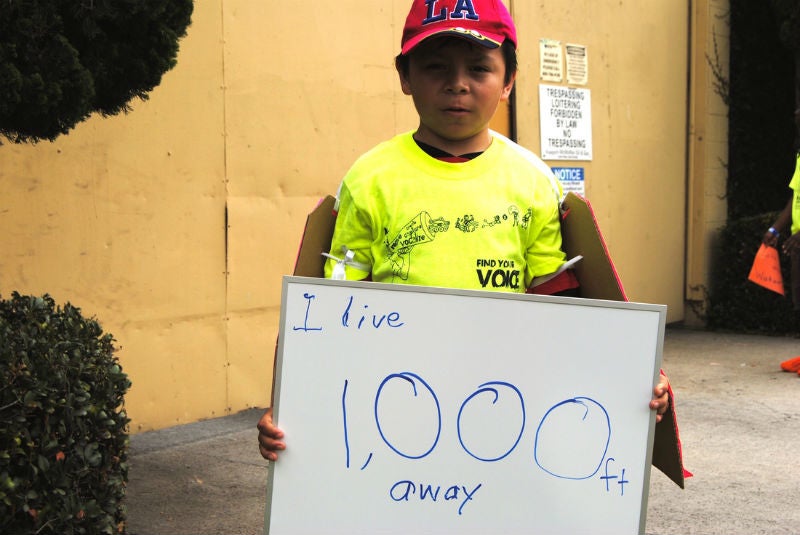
[
  {"x1": 706, "y1": 213, "x2": 795, "y2": 334},
  {"x1": 0, "y1": 293, "x2": 131, "y2": 534}
]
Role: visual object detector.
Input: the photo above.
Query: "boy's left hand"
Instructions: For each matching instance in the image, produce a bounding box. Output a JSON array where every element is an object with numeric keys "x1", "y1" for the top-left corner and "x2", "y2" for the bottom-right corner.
[{"x1": 650, "y1": 372, "x2": 671, "y2": 423}]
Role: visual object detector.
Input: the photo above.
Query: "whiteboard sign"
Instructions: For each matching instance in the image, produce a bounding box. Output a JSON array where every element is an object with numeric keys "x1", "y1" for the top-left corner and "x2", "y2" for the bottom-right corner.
[
  {"x1": 266, "y1": 277, "x2": 666, "y2": 535},
  {"x1": 539, "y1": 84, "x2": 593, "y2": 161}
]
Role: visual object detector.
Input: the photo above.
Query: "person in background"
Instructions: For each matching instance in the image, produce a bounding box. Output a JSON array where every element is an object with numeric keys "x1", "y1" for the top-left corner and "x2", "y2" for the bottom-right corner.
[{"x1": 763, "y1": 111, "x2": 800, "y2": 372}]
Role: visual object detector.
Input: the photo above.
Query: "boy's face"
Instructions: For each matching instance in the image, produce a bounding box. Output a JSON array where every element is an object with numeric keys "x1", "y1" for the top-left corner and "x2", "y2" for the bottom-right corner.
[{"x1": 398, "y1": 37, "x2": 515, "y2": 153}]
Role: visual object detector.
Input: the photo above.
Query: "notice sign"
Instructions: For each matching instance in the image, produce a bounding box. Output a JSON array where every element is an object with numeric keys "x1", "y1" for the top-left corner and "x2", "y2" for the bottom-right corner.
[
  {"x1": 566, "y1": 43, "x2": 588, "y2": 85},
  {"x1": 539, "y1": 38, "x2": 563, "y2": 82},
  {"x1": 552, "y1": 167, "x2": 585, "y2": 196},
  {"x1": 539, "y1": 84, "x2": 593, "y2": 161}
]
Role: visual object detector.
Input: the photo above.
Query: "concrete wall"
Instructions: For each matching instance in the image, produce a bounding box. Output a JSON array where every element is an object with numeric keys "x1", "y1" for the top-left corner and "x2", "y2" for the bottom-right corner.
[
  {"x1": 0, "y1": 0, "x2": 725, "y2": 432},
  {"x1": 686, "y1": 0, "x2": 730, "y2": 322}
]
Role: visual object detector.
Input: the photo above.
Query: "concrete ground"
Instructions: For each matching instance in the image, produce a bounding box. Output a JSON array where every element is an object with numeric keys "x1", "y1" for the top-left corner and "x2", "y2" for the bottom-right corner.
[
  {"x1": 646, "y1": 328, "x2": 800, "y2": 535},
  {"x1": 125, "y1": 326, "x2": 800, "y2": 535}
]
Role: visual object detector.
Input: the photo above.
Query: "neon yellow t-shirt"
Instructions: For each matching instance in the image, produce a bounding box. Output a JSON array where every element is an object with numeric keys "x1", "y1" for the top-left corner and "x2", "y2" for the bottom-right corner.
[
  {"x1": 323, "y1": 131, "x2": 566, "y2": 292},
  {"x1": 791, "y1": 154, "x2": 800, "y2": 235}
]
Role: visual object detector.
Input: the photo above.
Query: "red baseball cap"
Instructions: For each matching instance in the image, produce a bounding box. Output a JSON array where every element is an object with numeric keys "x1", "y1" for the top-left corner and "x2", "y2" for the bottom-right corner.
[{"x1": 400, "y1": 0, "x2": 517, "y2": 55}]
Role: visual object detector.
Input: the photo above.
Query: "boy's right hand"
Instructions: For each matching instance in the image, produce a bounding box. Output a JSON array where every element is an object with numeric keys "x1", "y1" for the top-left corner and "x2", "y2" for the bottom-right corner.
[{"x1": 257, "y1": 407, "x2": 285, "y2": 461}]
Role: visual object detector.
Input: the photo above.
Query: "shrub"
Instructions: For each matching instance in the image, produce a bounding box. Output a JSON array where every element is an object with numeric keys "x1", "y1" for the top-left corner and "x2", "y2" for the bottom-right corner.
[
  {"x1": 706, "y1": 213, "x2": 795, "y2": 334},
  {"x1": 0, "y1": 0, "x2": 194, "y2": 143},
  {"x1": 0, "y1": 293, "x2": 131, "y2": 534}
]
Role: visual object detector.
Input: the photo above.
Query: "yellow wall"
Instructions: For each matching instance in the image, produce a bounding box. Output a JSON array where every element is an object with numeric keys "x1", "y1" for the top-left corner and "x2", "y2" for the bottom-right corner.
[
  {"x1": 0, "y1": 4, "x2": 227, "y2": 431},
  {"x1": 514, "y1": 1, "x2": 690, "y2": 315},
  {"x1": 0, "y1": 1, "x2": 722, "y2": 431},
  {"x1": 686, "y1": 0, "x2": 730, "y2": 321}
]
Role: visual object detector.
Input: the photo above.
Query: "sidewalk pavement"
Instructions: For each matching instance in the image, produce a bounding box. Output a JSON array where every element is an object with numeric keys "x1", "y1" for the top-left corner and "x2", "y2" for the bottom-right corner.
[{"x1": 125, "y1": 326, "x2": 800, "y2": 535}]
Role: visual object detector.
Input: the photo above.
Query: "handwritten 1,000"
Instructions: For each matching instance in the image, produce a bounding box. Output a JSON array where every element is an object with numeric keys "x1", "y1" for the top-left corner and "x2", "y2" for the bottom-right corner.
[{"x1": 290, "y1": 292, "x2": 632, "y2": 516}]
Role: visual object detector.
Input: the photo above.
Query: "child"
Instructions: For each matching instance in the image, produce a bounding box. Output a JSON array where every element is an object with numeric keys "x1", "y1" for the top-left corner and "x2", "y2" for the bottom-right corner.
[
  {"x1": 259, "y1": 0, "x2": 673, "y2": 463},
  {"x1": 322, "y1": 0, "x2": 575, "y2": 295}
]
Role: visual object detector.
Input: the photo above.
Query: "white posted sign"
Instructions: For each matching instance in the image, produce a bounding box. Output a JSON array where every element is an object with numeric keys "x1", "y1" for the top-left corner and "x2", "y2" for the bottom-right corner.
[
  {"x1": 539, "y1": 84, "x2": 593, "y2": 161},
  {"x1": 539, "y1": 38, "x2": 563, "y2": 82},
  {"x1": 266, "y1": 277, "x2": 666, "y2": 535}
]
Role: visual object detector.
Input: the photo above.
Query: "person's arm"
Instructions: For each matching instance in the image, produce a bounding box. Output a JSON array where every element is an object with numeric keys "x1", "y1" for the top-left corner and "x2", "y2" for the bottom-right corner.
[
  {"x1": 763, "y1": 198, "x2": 793, "y2": 247},
  {"x1": 324, "y1": 183, "x2": 373, "y2": 281},
  {"x1": 523, "y1": 180, "x2": 575, "y2": 293}
]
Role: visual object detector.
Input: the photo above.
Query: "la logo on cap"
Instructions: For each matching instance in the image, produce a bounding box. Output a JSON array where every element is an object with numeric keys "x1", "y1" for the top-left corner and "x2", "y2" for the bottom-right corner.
[
  {"x1": 422, "y1": 0, "x2": 480, "y2": 25},
  {"x1": 401, "y1": 0, "x2": 517, "y2": 55}
]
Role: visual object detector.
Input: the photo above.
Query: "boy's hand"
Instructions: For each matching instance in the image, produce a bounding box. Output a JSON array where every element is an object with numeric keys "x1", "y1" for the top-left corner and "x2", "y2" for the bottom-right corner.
[
  {"x1": 257, "y1": 407, "x2": 286, "y2": 461},
  {"x1": 650, "y1": 372, "x2": 671, "y2": 423}
]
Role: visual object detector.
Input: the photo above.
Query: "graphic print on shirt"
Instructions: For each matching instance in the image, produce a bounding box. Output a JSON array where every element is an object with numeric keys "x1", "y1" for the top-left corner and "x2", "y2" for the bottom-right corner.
[
  {"x1": 385, "y1": 211, "x2": 451, "y2": 280},
  {"x1": 384, "y1": 205, "x2": 532, "y2": 289}
]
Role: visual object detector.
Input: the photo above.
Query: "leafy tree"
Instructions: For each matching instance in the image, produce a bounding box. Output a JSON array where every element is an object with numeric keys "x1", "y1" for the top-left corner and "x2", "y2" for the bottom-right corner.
[{"x1": 0, "y1": 0, "x2": 193, "y2": 144}]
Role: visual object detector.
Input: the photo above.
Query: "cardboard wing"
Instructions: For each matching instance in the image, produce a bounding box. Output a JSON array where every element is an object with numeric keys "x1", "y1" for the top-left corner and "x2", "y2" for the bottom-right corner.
[
  {"x1": 293, "y1": 195, "x2": 337, "y2": 278},
  {"x1": 290, "y1": 191, "x2": 686, "y2": 488},
  {"x1": 559, "y1": 192, "x2": 627, "y2": 301},
  {"x1": 560, "y1": 192, "x2": 686, "y2": 488}
]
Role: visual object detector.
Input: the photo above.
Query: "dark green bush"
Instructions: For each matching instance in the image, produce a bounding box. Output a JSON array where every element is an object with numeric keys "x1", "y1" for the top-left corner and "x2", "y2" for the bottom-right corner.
[
  {"x1": 0, "y1": 0, "x2": 194, "y2": 143},
  {"x1": 706, "y1": 213, "x2": 795, "y2": 334},
  {"x1": 0, "y1": 293, "x2": 131, "y2": 534}
]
